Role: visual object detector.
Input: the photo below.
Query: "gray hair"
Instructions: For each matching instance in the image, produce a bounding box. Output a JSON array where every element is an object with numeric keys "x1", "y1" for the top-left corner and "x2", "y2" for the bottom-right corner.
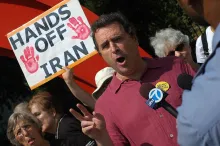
[
  {"x1": 150, "y1": 28, "x2": 189, "y2": 57},
  {"x1": 14, "y1": 102, "x2": 29, "y2": 113},
  {"x1": 7, "y1": 112, "x2": 42, "y2": 146}
]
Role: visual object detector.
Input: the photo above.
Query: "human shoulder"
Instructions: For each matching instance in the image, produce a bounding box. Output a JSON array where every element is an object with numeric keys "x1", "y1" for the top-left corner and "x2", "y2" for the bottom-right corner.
[
  {"x1": 178, "y1": 87, "x2": 220, "y2": 146},
  {"x1": 206, "y1": 26, "x2": 212, "y2": 34},
  {"x1": 58, "y1": 114, "x2": 81, "y2": 138},
  {"x1": 158, "y1": 57, "x2": 195, "y2": 75},
  {"x1": 144, "y1": 57, "x2": 188, "y2": 72},
  {"x1": 154, "y1": 56, "x2": 184, "y2": 66},
  {"x1": 60, "y1": 114, "x2": 80, "y2": 125},
  {"x1": 196, "y1": 35, "x2": 202, "y2": 47},
  {"x1": 58, "y1": 115, "x2": 97, "y2": 145}
]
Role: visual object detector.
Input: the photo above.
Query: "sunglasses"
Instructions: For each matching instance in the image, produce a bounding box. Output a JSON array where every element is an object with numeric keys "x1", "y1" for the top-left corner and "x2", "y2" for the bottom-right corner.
[{"x1": 167, "y1": 43, "x2": 185, "y2": 56}]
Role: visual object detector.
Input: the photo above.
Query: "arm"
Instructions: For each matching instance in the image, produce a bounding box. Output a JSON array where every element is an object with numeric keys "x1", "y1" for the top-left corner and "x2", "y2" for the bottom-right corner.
[
  {"x1": 177, "y1": 46, "x2": 220, "y2": 146},
  {"x1": 183, "y1": 45, "x2": 200, "y2": 72},
  {"x1": 187, "y1": 60, "x2": 200, "y2": 72},
  {"x1": 180, "y1": 58, "x2": 197, "y2": 76},
  {"x1": 95, "y1": 131, "x2": 114, "y2": 146},
  {"x1": 62, "y1": 67, "x2": 96, "y2": 109}
]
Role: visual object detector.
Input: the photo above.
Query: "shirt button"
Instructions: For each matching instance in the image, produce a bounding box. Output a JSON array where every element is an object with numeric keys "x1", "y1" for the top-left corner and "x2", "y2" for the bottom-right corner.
[
  {"x1": 159, "y1": 114, "x2": 163, "y2": 118},
  {"x1": 169, "y1": 134, "x2": 174, "y2": 138}
]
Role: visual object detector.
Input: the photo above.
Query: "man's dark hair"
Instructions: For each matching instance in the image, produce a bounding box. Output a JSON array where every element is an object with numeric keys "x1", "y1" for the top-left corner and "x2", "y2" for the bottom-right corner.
[{"x1": 91, "y1": 12, "x2": 136, "y2": 52}]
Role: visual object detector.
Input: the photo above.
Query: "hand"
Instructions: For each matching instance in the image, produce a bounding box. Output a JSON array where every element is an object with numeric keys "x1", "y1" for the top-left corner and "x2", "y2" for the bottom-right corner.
[
  {"x1": 67, "y1": 16, "x2": 90, "y2": 40},
  {"x1": 62, "y1": 67, "x2": 74, "y2": 84},
  {"x1": 20, "y1": 46, "x2": 39, "y2": 74},
  {"x1": 179, "y1": 46, "x2": 193, "y2": 63},
  {"x1": 69, "y1": 104, "x2": 107, "y2": 141}
]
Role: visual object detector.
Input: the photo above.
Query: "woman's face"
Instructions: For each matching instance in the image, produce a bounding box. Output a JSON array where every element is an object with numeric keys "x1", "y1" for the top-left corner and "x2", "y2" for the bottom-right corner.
[
  {"x1": 94, "y1": 78, "x2": 112, "y2": 99},
  {"x1": 167, "y1": 44, "x2": 192, "y2": 62},
  {"x1": 14, "y1": 120, "x2": 43, "y2": 146},
  {"x1": 30, "y1": 103, "x2": 56, "y2": 134},
  {"x1": 175, "y1": 45, "x2": 192, "y2": 61}
]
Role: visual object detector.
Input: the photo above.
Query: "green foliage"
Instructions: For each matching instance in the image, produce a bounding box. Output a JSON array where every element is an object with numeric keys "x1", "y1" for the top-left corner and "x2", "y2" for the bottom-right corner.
[{"x1": 80, "y1": 0, "x2": 205, "y2": 56}]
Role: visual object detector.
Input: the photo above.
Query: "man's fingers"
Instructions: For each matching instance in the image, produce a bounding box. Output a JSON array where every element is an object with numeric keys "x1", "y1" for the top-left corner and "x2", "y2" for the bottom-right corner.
[
  {"x1": 82, "y1": 125, "x2": 94, "y2": 135},
  {"x1": 63, "y1": 66, "x2": 69, "y2": 71},
  {"x1": 77, "y1": 104, "x2": 92, "y2": 117},
  {"x1": 69, "y1": 108, "x2": 84, "y2": 121},
  {"x1": 81, "y1": 121, "x2": 95, "y2": 128}
]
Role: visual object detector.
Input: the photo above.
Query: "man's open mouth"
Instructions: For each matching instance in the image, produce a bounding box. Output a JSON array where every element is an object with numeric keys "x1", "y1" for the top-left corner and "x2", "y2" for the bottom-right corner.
[{"x1": 116, "y1": 57, "x2": 125, "y2": 63}]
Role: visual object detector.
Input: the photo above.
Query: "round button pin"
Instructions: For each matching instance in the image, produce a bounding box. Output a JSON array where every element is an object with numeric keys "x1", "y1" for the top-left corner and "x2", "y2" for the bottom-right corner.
[{"x1": 156, "y1": 81, "x2": 170, "y2": 92}]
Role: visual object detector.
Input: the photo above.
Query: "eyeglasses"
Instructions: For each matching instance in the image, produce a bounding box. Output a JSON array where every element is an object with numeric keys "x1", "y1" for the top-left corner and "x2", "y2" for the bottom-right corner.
[
  {"x1": 15, "y1": 124, "x2": 32, "y2": 137},
  {"x1": 167, "y1": 43, "x2": 185, "y2": 56},
  {"x1": 175, "y1": 43, "x2": 185, "y2": 51}
]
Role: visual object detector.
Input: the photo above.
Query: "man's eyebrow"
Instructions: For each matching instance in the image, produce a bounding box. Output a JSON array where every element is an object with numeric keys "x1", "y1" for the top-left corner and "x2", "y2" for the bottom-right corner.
[
  {"x1": 101, "y1": 40, "x2": 108, "y2": 48},
  {"x1": 111, "y1": 35, "x2": 121, "y2": 40}
]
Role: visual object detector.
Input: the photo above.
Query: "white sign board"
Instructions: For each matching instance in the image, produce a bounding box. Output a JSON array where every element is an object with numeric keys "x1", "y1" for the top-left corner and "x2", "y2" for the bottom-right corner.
[{"x1": 7, "y1": 0, "x2": 97, "y2": 90}]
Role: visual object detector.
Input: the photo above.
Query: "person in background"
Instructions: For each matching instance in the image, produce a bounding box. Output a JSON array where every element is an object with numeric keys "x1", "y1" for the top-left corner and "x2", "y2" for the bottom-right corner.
[
  {"x1": 195, "y1": 26, "x2": 215, "y2": 64},
  {"x1": 62, "y1": 66, "x2": 115, "y2": 109},
  {"x1": 28, "y1": 91, "x2": 97, "y2": 146},
  {"x1": 7, "y1": 112, "x2": 60, "y2": 146},
  {"x1": 92, "y1": 67, "x2": 115, "y2": 99},
  {"x1": 14, "y1": 101, "x2": 56, "y2": 142},
  {"x1": 176, "y1": 0, "x2": 220, "y2": 145},
  {"x1": 151, "y1": 28, "x2": 199, "y2": 71}
]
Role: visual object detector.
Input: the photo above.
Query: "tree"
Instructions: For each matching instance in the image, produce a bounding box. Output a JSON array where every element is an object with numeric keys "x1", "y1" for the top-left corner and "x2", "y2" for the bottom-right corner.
[{"x1": 80, "y1": 0, "x2": 205, "y2": 57}]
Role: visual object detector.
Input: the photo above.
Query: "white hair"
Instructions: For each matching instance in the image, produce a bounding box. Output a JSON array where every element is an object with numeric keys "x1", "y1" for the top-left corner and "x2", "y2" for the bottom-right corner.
[
  {"x1": 14, "y1": 102, "x2": 29, "y2": 113},
  {"x1": 150, "y1": 28, "x2": 190, "y2": 57}
]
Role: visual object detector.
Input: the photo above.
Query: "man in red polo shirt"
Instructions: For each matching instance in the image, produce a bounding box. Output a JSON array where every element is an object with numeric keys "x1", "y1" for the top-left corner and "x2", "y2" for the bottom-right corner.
[{"x1": 70, "y1": 12, "x2": 196, "y2": 146}]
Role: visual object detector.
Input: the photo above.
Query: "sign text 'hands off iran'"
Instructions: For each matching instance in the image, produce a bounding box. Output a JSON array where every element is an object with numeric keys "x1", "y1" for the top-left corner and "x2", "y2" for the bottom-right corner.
[{"x1": 7, "y1": 0, "x2": 96, "y2": 90}]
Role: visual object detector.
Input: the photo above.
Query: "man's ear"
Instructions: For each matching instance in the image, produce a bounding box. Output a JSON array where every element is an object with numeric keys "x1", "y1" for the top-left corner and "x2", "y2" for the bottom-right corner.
[{"x1": 131, "y1": 35, "x2": 139, "y2": 46}]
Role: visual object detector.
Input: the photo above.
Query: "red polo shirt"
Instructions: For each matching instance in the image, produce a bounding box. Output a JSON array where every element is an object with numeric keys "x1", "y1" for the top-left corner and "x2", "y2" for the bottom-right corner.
[{"x1": 95, "y1": 57, "x2": 196, "y2": 146}]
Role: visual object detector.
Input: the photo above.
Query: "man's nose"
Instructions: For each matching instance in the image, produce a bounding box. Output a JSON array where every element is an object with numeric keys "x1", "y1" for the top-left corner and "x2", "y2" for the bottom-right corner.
[{"x1": 110, "y1": 42, "x2": 119, "y2": 53}]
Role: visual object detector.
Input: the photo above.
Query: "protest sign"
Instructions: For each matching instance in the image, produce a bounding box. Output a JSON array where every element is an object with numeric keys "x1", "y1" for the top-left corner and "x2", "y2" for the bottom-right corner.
[{"x1": 7, "y1": 0, "x2": 97, "y2": 90}]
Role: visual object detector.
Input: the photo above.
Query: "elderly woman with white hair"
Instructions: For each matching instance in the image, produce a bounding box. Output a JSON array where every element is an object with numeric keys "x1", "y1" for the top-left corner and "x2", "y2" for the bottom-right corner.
[
  {"x1": 7, "y1": 112, "x2": 62, "y2": 146},
  {"x1": 150, "y1": 28, "x2": 199, "y2": 71}
]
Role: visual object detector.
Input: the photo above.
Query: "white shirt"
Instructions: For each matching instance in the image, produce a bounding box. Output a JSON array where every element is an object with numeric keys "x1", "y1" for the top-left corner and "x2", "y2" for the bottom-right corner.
[{"x1": 195, "y1": 26, "x2": 214, "y2": 63}]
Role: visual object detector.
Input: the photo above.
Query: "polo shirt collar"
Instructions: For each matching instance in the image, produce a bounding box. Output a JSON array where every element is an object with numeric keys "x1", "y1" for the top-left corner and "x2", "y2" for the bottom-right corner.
[{"x1": 109, "y1": 58, "x2": 162, "y2": 93}]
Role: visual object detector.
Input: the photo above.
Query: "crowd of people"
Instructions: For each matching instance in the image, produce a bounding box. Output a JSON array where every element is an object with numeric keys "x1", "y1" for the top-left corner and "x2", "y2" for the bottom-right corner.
[{"x1": 7, "y1": 0, "x2": 220, "y2": 145}]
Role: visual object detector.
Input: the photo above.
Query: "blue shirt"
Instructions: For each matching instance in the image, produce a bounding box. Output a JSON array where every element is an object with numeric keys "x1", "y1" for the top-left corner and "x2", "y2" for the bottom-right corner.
[{"x1": 177, "y1": 24, "x2": 220, "y2": 146}]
